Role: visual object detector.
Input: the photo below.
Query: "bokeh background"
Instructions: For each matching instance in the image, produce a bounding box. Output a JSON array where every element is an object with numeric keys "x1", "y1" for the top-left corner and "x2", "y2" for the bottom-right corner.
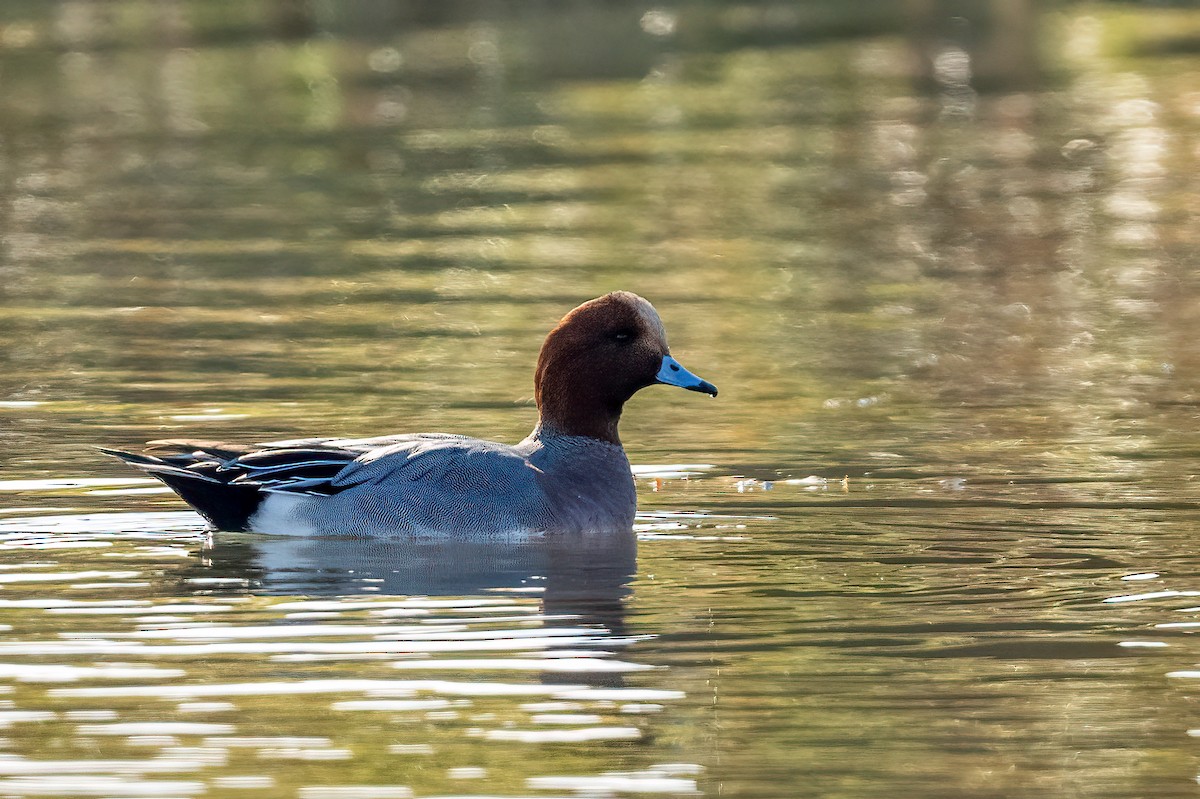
[
  {"x1": 0, "y1": 0, "x2": 1196, "y2": 483},
  {"x1": 2, "y1": 2, "x2": 1200, "y2": 798}
]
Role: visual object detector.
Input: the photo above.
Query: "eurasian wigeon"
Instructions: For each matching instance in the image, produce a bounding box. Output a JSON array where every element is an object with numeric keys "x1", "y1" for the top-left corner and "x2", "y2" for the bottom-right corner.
[{"x1": 102, "y1": 291, "x2": 717, "y2": 536}]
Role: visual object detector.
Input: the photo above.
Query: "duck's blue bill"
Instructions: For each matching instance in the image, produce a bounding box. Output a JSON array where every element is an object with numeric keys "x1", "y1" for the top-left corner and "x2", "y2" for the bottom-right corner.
[{"x1": 656, "y1": 355, "x2": 718, "y2": 397}]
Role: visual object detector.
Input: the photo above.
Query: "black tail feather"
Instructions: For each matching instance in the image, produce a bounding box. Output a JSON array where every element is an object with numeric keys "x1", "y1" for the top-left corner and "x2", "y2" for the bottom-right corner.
[{"x1": 99, "y1": 447, "x2": 263, "y2": 532}]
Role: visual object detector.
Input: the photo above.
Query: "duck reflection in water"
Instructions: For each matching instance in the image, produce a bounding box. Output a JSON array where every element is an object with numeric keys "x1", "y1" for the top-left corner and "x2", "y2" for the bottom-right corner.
[{"x1": 194, "y1": 530, "x2": 639, "y2": 683}]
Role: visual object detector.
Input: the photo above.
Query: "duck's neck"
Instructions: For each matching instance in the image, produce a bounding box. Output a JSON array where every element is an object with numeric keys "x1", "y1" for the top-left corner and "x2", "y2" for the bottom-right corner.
[{"x1": 534, "y1": 400, "x2": 623, "y2": 446}]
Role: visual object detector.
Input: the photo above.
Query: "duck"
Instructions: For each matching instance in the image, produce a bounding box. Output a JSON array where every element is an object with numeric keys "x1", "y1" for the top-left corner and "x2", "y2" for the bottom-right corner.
[{"x1": 102, "y1": 291, "x2": 717, "y2": 537}]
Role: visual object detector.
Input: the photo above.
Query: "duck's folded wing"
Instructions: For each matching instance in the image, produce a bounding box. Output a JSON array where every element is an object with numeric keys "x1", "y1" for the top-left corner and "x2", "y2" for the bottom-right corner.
[
  {"x1": 121, "y1": 436, "x2": 492, "y2": 498},
  {"x1": 326, "y1": 437, "x2": 536, "y2": 495},
  {"x1": 122, "y1": 439, "x2": 368, "y2": 495}
]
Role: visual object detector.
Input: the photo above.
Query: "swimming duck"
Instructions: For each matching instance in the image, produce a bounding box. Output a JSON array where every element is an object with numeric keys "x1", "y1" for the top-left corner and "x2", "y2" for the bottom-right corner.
[{"x1": 102, "y1": 291, "x2": 717, "y2": 536}]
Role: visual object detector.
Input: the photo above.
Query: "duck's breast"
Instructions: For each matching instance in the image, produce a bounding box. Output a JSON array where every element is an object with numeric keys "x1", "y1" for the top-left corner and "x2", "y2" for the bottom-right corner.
[{"x1": 525, "y1": 434, "x2": 637, "y2": 534}]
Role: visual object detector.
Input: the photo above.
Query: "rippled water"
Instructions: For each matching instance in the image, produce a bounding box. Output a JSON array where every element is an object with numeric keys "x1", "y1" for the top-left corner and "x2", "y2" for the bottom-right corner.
[{"x1": 3, "y1": 2, "x2": 1200, "y2": 797}]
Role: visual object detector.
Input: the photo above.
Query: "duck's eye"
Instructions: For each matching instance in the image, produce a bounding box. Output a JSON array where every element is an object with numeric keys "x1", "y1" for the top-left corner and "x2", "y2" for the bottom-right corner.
[{"x1": 610, "y1": 329, "x2": 636, "y2": 344}]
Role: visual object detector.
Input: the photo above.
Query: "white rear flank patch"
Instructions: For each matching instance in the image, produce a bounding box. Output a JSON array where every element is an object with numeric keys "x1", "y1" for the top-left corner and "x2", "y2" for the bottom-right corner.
[{"x1": 249, "y1": 493, "x2": 321, "y2": 536}]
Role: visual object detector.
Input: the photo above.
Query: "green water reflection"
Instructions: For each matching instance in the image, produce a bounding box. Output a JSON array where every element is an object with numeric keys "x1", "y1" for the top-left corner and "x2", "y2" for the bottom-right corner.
[{"x1": 3, "y1": 1, "x2": 1200, "y2": 798}]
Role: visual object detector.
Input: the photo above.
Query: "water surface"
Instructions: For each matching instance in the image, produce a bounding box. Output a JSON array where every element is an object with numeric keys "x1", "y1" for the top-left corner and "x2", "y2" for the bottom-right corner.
[{"x1": 3, "y1": 2, "x2": 1200, "y2": 797}]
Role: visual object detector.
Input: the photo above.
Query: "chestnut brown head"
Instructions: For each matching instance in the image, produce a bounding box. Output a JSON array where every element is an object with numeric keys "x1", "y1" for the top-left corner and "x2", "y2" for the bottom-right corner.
[{"x1": 534, "y1": 291, "x2": 716, "y2": 444}]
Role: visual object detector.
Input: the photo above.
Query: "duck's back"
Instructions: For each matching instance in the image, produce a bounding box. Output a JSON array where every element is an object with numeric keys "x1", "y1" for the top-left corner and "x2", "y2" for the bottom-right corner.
[{"x1": 253, "y1": 432, "x2": 636, "y2": 537}]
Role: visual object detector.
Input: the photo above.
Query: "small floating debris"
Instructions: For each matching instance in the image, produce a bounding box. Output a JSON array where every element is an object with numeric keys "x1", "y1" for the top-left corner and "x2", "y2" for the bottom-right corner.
[
  {"x1": 777, "y1": 475, "x2": 850, "y2": 491},
  {"x1": 783, "y1": 476, "x2": 828, "y2": 485},
  {"x1": 823, "y1": 395, "x2": 884, "y2": 409}
]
